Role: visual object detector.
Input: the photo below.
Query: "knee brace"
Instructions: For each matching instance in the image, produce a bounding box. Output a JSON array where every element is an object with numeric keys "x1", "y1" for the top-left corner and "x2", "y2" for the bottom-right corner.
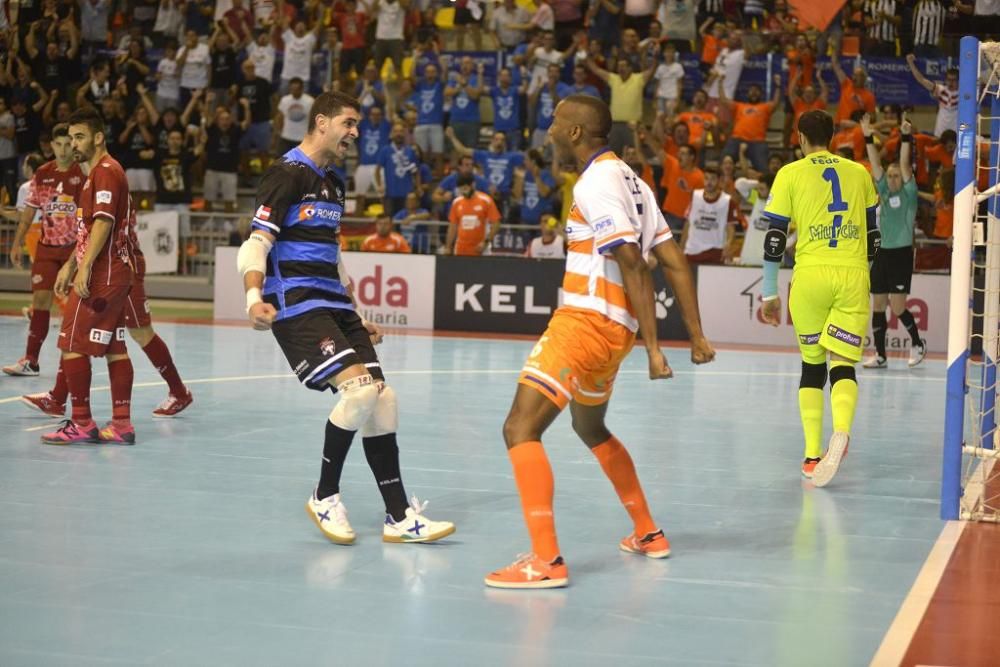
[
  {"x1": 361, "y1": 383, "x2": 399, "y2": 438},
  {"x1": 799, "y1": 361, "x2": 827, "y2": 389},
  {"x1": 329, "y1": 374, "x2": 379, "y2": 431},
  {"x1": 829, "y1": 362, "x2": 857, "y2": 386}
]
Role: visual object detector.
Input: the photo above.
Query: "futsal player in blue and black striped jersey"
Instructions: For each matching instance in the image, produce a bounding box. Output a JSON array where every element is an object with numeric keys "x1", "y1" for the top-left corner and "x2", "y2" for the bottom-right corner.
[{"x1": 237, "y1": 90, "x2": 455, "y2": 546}]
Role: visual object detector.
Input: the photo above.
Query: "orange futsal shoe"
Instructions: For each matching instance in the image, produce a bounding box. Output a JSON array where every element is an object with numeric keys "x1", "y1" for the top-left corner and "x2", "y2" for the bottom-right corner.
[
  {"x1": 484, "y1": 553, "x2": 568, "y2": 589},
  {"x1": 802, "y1": 457, "x2": 822, "y2": 480},
  {"x1": 619, "y1": 529, "x2": 671, "y2": 559}
]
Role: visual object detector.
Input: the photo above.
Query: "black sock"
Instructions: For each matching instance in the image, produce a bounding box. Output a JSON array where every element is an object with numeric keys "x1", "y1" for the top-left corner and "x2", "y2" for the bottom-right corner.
[
  {"x1": 363, "y1": 433, "x2": 409, "y2": 521},
  {"x1": 317, "y1": 421, "x2": 355, "y2": 500},
  {"x1": 872, "y1": 311, "x2": 888, "y2": 359},
  {"x1": 898, "y1": 309, "x2": 922, "y2": 346}
]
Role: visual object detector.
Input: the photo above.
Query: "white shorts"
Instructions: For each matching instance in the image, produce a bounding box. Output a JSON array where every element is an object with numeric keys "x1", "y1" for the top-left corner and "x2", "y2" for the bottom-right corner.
[
  {"x1": 126, "y1": 168, "x2": 156, "y2": 192},
  {"x1": 204, "y1": 170, "x2": 238, "y2": 203},
  {"x1": 414, "y1": 124, "x2": 444, "y2": 154},
  {"x1": 354, "y1": 164, "x2": 378, "y2": 195}
]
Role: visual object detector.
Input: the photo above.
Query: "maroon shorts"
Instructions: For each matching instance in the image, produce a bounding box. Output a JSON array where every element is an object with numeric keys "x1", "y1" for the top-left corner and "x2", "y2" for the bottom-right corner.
[
  {"x1": 58, "y1": 284, "x2": 132, "y2": 357},
  {"x1": 123, "y1": 273, "x2": 151, "y2": 328},
  {"x1": 31, "y1": 244, "x2": 74, "y2": 291}
]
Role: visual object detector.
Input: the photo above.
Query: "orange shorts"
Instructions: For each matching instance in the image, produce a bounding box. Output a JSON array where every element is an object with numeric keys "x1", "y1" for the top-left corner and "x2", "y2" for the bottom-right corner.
[{"x1": 518, "y1": 307, "x2": 636, "y2": 410}]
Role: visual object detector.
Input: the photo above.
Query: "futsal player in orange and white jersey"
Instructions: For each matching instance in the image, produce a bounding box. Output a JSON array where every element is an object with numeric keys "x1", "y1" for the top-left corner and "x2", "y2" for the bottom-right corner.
[{"x1": 485, "y1": 95, "x2": 716, "y2": 589}]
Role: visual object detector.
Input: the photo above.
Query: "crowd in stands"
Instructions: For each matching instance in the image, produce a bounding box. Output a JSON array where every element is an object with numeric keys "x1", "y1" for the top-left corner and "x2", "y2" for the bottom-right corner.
[{"x1": 0, "y1": 0, "x2": 993, "y2": 266}]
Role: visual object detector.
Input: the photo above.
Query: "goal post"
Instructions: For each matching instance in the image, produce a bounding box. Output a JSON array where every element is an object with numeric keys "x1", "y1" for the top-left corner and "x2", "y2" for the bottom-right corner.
[{"x1": 942, "y1": 36, "x2": 1000, "y2": 521}]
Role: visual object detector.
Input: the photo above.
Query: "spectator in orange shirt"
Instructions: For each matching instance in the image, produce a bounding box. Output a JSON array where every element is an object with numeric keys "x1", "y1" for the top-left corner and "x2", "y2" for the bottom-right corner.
[
  {"x1": 698, "y1": 18, "x2": 726, "y2": 75},
  {"x1": 918, "y1": 129, "x2": 956, "y2": 189},
  {"x1": 661, "y1": 143, "x2": 705, "y2": 232},
  {"x1": 831, "y1": 110, "x2": 867, "y2": 160},
  {"x1": 720, "y1": 76, "x2": 781, "y2": 172},
  {"x1": 445, "y1": 173, "x2": 502, "y2": 256},
  {"x1": 362, "y1": 216, "x2": 413, "y2": 254},
  {"x1": 831, "y1": 54, "x2": 876, "y2": 126},
  {"x1": 787, "y1": 71, "x2": 828, "y2": 151},
  {"x1": 676, "y1": 89, "x2": 718, "y2": 151}
]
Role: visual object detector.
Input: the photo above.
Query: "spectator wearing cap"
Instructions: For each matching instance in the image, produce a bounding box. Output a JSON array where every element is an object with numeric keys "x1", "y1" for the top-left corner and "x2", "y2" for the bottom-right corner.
[
  {"x1": 583, "y1": 51, "x2": 658, "y2": 155},
  {"x1": 490, "y1": 67, "x2": 528, "y2": 150},
  {"x1": 362, "y1": 215, "x2": 413, "y2": 253},
  {"x1": 446, "y1": 57, "x2": 486, "y2": 153},
  {"x1": 375, "y1": 122, "x2": 420, "y2": 217},
  {"x1": 720, "y1": 75, "x2": 782, "y2": 173},
  {"x1": 274, "y1": 77, "x2": 315, "y2": 154},
  {"x1": 445, "y1": 172, "x2": 502, "y2": 256}
]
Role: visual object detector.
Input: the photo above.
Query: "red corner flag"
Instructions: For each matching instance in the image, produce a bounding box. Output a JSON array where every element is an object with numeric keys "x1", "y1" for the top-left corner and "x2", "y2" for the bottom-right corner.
[{"x1": 788, "y1": 0, "x2": 847, "y2": 31}]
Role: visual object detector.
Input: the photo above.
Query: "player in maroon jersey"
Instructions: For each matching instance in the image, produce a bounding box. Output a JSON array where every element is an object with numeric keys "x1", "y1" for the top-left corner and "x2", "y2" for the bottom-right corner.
[
  {"x1": 40, "y1": 108, "x2": 138, "y2": 445},
  {"x1": 4, "y1": 124, "x2": 85, "y2": 377}
]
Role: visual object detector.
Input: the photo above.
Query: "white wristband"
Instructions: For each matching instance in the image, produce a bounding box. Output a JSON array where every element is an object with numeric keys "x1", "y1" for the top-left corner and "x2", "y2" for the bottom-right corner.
[
  {"x1": 761, "y1": 295, "x2": 779, "y2": 302},
  {"x1": 246, "y1": 287, "x2": 263, "y2": 314}
]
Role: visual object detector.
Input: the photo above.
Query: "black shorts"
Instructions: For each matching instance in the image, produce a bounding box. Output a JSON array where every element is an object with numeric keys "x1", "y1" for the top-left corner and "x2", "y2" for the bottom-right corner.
[
  {"x1": 870, "y1": 246, "x2": 914, "y2": 294},
  {"x1": 271, "y1": 308, "x2": 385, "y2": 391}
]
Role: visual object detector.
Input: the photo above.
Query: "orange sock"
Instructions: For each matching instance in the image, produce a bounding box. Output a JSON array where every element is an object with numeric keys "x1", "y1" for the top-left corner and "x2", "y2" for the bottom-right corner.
[
  {"x1": 509, "y1": 441, "x2": 561, "y2": 561},
  {"x1": 591, "y1": 436, "x2": 657, "y2": 537}
]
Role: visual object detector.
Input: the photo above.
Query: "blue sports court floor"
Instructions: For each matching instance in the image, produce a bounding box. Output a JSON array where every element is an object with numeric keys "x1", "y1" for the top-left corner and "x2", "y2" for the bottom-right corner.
[{"x1": 0, "y1": 315, "x2": 947, "y2": 666}]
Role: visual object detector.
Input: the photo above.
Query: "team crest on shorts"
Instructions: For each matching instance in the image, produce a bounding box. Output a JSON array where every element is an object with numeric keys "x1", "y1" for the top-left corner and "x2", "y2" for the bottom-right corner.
[{"x1": 319, "y1": 337, "x2": 337, "y2": 356}]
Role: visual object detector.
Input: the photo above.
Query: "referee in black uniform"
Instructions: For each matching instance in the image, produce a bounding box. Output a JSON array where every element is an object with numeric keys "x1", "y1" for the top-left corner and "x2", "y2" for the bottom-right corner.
[{"x1": 237, "y1": 90, "x2": 454, "y2": 546}]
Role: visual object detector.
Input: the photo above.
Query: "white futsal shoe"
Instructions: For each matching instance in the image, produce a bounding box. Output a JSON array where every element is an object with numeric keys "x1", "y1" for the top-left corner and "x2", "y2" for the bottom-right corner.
[
  {"x1": 909, "y1": 342, "x2": 927, "y2": 368},
  {"x1": 862, "y1": 355, "x2": 887, "y2": 369},
  {"x1": 383, "y1": 497, "x2": 456, "y2": 543},
  {"x1": 811, "y1": 432, "x2": 850, "y2": 488},
  {"x1": 306, "y1": 491, "x2": 356, "y2": 545}
]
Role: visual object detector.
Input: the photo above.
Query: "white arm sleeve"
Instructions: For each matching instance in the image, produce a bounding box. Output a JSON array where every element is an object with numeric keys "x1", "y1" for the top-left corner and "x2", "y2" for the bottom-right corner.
[{"x1": 237, "y1": 232, "x2": 273, "y2": 277}]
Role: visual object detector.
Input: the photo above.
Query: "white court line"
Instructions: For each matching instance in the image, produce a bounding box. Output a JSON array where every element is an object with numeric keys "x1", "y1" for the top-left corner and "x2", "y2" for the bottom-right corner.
[{"x1": 870, "y1": 458, "x2": 996, "y2": 666}]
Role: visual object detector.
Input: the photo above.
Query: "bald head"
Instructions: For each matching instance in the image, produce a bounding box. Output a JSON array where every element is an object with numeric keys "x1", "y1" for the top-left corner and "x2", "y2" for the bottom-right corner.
[{"x1": 560, "y1": 95, "x2": 612, "y2": 142}]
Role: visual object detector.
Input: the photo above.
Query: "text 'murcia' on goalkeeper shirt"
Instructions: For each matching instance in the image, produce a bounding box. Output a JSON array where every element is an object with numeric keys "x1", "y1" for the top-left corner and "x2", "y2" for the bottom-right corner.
[
  {"x1": 763, "y1": 149, "x2": 878, "y2": 271},
  {"x1": 250, "y1": 147, "x2": 353, "y2": 321}
]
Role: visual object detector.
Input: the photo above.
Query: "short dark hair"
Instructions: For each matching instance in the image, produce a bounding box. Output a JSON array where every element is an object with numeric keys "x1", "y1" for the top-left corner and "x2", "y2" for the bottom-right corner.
[
  {"x1": 760, "y1": 173, "x2": 776, "y2": 189},
  {"x1": 68, "y1": 107, "x2": 106, "y2": 136},
  {"x1": 564, "y1": 94, "x2": 612, "y2": 140},
  {"x1": 24, "y1": 153, "x2": 46, "y2": 173},
  {"x1": 940, "y1": 129, "x2": 957, "y2": 145},
  {"x1": 457, "y1": 172, "x2": 475, "y2": 187},
  {"x1": 797, "y1": 110, "x2": 835, "y2": 149},
  {"x1": 527, "y1": 148, "x2": 546, "y2": 168},
  {"x1": 307, "y1": 91, "x2": 361, "y2": 133},
  {"x1": 703, "y1": 164, "x2": 720, "y2": 177},
  {"x1": 52, "y1": 123, "x2": 69, "y2": 138},
  {"x1": 290, "y1": 77, "x2": 304, "y2": 86},
  {"x1": 947, "y1": 67, "x2": 959, "y2": 77}
]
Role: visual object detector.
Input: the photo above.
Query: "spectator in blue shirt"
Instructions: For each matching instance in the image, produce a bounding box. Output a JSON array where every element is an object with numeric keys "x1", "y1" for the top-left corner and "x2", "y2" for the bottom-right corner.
[
  {"x1": 529, "y1": 64, "x2": 561, "y2": 149},
  {"x1": 393, "y1": 191, "x2": 432, "y2": 253},
  {"x1": 491, "y1": 67, "x2": 527, "y2": 150},
  {"x1": 375, "y1": 122, "x2": 421, "y2": 216},
  {"x1": 557, "y1": 65, "x2": 602, "y2": 100},
  {"x1": 355, "y1": 62, "x2": 387, "y2": 114},
  {"x1": 512, "y1": 149, "x2": 556, "y2": 226},
  {"x1": 408, "y1": 63, "x2": 446, "y2": 174},
  {"x1": 433, "y1": 154, "x2": 490, "y2": 219},
  {"x1": 446, "y1": 126, "x2": 525, "y2": 208},
  {"x1": 445, "y1": 56, "x2": 485, "y2": 153},
  {"x1": 355, "y1": 105, "x2": 391, "y2": 210}
]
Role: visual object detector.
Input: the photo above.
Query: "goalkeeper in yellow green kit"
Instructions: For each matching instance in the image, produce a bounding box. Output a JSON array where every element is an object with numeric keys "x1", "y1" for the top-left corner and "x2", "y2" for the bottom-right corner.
[{"x1": 760, "y1": 110, "x2": 880, "y2": 488}]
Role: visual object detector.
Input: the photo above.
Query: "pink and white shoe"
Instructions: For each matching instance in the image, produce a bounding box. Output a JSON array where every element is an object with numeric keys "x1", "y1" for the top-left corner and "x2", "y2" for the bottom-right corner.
[
  {"x1": 40, "y1": 420, "x2": 99, "y2": 445},
  {"x1": 98, "y1": 422, "x2": 137, "y2": 445},
  {"x1": 21, "y1": 392, "x2": 66, "y2": 418},
  {"x1": 152, "y1": 390, "x2": 194, "y2": 418}
]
